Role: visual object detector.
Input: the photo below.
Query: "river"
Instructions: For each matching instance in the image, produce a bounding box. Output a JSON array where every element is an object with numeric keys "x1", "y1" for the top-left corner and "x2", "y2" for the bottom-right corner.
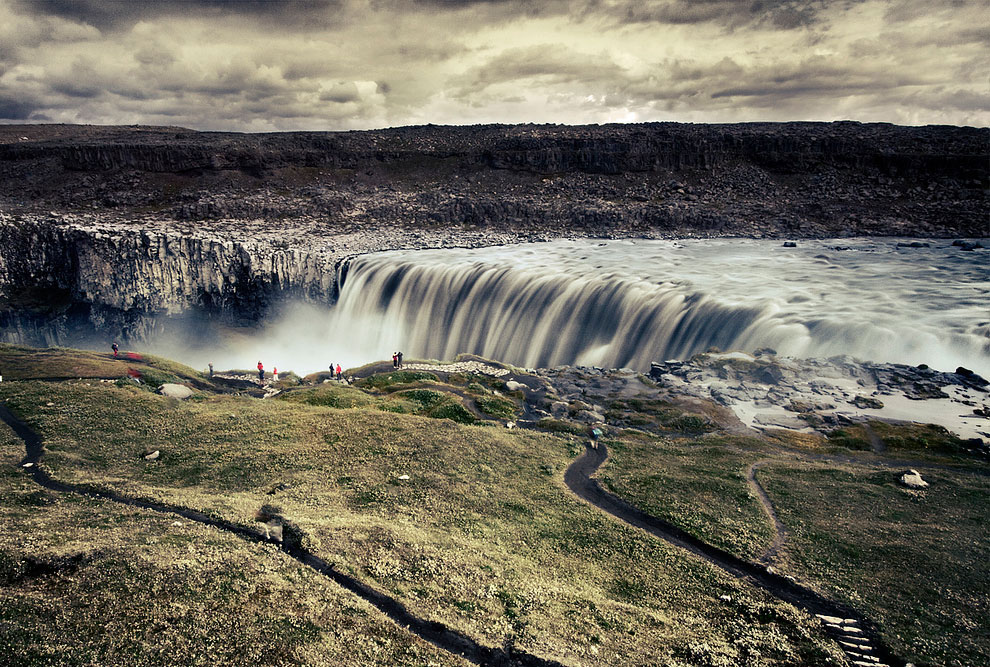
[{"x1": 185, "y1": 237, "x2": 988, "y2": 378}]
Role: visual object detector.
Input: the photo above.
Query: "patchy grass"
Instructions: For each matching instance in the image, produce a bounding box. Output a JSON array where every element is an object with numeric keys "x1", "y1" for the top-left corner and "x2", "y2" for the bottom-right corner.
[
  {"x1": 762, "y1": 462, "x2": 990, "y2": 667},
  {"x1": 599, "y1": 434, "x2": 776, "y2": 561},
  {"x1": 0, "y1": 347, "x2": 843, "y2": 666},
  {"x1": 827, "y1": 421, "x2": 978, "y2": 459},
  {"x1": 356, "y1": 371, "x2": 440, "y2": 392},
  {"x1": 604, "y1": 397, "x2": 714, "y2": 434},
  {"x1": 0, "y1": 419, "x2": 460, "y2": 667},
  {"x1": 278, "y1": 384, "x2": 377, "y2": 409},
  {"x1": 474, "y1": 395, "x2": 519, "y2": 420}
]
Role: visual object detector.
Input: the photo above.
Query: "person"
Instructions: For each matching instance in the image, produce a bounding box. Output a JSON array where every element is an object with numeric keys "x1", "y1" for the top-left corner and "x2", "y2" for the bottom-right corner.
[
  {"x1": 273, "y1": 367, "x2": 279, "y2": 382},
  {"x1": 397, "y1": 351, "x2": 403, "y2": 369},
  {"x1": 208, "y1": 362, "x2": 213, "y2": 378},
  {"x1": 257, "y1": 361, "x2": 264, "y2": 382},
  {"x1": 336, "y1": 364, "x2": 342, "y2": 381},
  {"x1": 111, "y1": 342, "x2": 119, "y2": 358},
  {"x1": 589, "y1": 423, "x2": 603, "y2": 450},
  {"x1": 392, "y1": 352, "x2": 398, "y2": 368}
]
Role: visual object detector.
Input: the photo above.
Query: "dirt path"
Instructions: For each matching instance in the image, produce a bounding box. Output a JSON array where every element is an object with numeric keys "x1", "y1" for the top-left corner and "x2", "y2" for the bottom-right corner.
[
  {"x1": 564, "y1": 442, "x2": 903, "y2": 667},
  {"x1": 0, "y1": 403, "x2": 562, "y2": 667},
  {"x1": 746, "y1": 461, "x2": 787, "y2": 565}
]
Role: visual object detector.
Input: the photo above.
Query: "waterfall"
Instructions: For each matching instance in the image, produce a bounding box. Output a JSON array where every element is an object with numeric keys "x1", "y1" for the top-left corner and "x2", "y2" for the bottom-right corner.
[{"x1": 323, "y1": 239, "x2": 989, "y2": 375}]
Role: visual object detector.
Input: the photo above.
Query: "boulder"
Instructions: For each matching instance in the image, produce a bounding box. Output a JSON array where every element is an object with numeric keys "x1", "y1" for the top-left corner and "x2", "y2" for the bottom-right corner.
[
  {"x1": 575, "y1": 409, "x2": 605, "y2": 424},
  {"x1": 159, "y1": 383, "x2": 194, "y2": 399},
  {"x1": 853, "y1": 395, "x2": 884, "y2": 409},
  {"x1": 550, "y1": 401, "x2": 570, "y2": 418},
  {"x1": 758, "y1": 365, "x2": 784, "y2": 385},
  {"x1": 899, "y1": 469, "x2": 929, "y2": 489},
  {"x1": 505, "y1": 380, "x2": 526, "y2": 392}
]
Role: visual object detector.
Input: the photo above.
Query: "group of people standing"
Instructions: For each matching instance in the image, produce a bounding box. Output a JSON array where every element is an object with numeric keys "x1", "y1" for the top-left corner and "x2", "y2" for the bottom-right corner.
[{"x1": 392, "y1": 351, "x2": 404, "y2": 369}]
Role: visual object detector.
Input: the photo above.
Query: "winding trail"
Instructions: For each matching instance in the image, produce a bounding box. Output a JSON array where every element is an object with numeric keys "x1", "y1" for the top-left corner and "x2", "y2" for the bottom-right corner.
[
  {"x1": 0, "y1": 403, "x2": 562, "y2": 667},
  {"x1": 746, "y1": 461, "x2": 787, "y2": 565},
  {"x1": 564, "y1": 442, "x2": 904, "y2": 667}
]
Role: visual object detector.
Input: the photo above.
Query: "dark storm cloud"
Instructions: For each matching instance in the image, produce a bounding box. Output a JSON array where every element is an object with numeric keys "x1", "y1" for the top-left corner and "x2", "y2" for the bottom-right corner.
[
  {"x1": 0, "y1": 0, "x2": 985, "y2": 128},
  {"x1": 0, "y1": 93, "x2": 38, "y2": 120},
  {"x1": 613, "y1": 0, "x2": 826, "y2": 29},
  {"x1": 16, "y1": 0, "x2": 345, "y2": 30}
]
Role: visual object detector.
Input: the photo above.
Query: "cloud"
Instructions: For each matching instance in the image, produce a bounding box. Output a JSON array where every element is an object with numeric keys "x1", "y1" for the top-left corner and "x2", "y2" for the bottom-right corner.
[
  {"x1": 0, "y1": 0, "x2": 986, "y2": 129},
  {"x1": 15, "y1": 0, "x2": 347, "y2": 30}
]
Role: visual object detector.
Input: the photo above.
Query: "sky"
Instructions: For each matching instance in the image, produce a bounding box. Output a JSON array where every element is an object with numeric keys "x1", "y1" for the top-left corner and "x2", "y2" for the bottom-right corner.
[{"x1": 0, "y1": 0, "x2": 986, "y2": 131}]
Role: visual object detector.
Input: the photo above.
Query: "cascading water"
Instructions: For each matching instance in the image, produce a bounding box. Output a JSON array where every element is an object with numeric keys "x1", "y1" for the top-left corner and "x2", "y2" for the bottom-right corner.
[{"x1": 312, "y1": 238, "x2": 989, "y2": 375}]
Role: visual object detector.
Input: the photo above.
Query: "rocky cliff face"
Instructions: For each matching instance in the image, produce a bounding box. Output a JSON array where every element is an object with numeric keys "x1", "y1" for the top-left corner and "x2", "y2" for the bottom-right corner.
[
  {"x1": 0, "y1": 121, "x2": 986, "y2": 346},
  {"x1": 0, "y1": 219, "x2": 340, "y2": 342}
]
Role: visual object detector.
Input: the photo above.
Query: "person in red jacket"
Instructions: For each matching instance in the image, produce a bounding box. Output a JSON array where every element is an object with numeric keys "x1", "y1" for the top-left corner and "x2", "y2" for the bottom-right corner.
[
  {"x1": 335, "y1": 364, "x2": 342, "y2": 381},
  {"x1": 257, "y1": 361, "x2": 264, "y2": 382}
]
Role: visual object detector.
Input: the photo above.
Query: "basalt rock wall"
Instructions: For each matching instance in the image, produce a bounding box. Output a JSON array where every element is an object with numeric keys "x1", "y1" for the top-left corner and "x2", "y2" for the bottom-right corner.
[{"x1": 0, "y1": 219, "x2": 338, "y2": 342}]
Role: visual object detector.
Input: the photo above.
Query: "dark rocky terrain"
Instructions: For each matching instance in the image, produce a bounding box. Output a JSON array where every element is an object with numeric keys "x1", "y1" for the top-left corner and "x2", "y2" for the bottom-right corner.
[
  {"x1": 0, "y1": 121, "x2": 987, "y2": 343},
  {"x1": 1, "y1": 121, "x2": 987, "y2": 237}
]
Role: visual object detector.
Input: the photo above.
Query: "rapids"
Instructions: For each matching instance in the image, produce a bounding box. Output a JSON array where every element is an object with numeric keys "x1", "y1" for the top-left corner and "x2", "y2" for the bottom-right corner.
[{"x1": 229, "y1": 237, "x2": 988, "y2": 377}]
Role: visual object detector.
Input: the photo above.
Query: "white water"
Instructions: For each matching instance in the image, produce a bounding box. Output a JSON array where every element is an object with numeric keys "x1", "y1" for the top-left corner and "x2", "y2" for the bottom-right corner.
[{"x1": 171, "y1": 238, "x2": 990, "y2": 377}]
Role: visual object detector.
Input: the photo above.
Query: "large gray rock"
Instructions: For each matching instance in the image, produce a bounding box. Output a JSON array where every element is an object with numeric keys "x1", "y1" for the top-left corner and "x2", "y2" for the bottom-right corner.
[
  {"x1": 158, "y1": 383, "x2": 194, "y2": 399},
  {"x1": 505, "y1": 380, "x2": 527, "y2": 392},
  {"x1": 550, "y1": 401, "x2": 570, "y2": 418}
]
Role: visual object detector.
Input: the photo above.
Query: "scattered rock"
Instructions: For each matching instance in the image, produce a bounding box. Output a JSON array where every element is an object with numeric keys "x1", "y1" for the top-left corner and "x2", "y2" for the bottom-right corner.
[
  {"x1": 397, "y1": 474, "x2": 410, "y2": 480},
  {"x1": 505, "y1": 421, "x2": 516, "y2": 429},
  {"x1": 143, "y1": 450, "x2": 160, "y2": 460},
  {"x1": 853, "y1": 395, "x2": 884, "y2": 409},
  {"x1": 505, "y1": 380, "x2": 526, "y2": 392},
  {"x1": 899, "y1": 469, "x2": 929, "y2": 489},
  {"x1": 782, "y1": 241, "x2": 797, "y2": 247},
  {"x1": 158, "y1": 383, "x2": 194, "y2": 399}
]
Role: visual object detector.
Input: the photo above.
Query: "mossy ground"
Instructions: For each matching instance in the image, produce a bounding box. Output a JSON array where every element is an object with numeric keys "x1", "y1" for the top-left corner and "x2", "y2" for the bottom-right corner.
[
  {"x1": 1, "y1": 344, "x2": 986, "y2": 666},
  {"x1": 0, "y1": 346, "x2": 844, "y2": 666}
]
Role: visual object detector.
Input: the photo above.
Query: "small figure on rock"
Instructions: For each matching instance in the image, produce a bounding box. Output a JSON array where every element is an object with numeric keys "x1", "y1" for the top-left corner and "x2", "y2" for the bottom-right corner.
[
  {"x1": 111, "y1": 341, "x2": 119, "y2": 358},
  {"x1": 273, "y1": 366, "x2": 279, "y2": 382},
  {"x1": 208, "y1": 362, "x2": 213, "y2": 378},
  {"x1": 397, "y1": 351, "x2": 404, "y2": 369},
  {"x1": 257, "y1": 361, "x2": 264, "y2": 382},
  {"x1": 392, "y1": 352, "x2": 398, "y2": 368},
  {"x1": 336, "y1": 364, "x2": 342, "y2": 381}
]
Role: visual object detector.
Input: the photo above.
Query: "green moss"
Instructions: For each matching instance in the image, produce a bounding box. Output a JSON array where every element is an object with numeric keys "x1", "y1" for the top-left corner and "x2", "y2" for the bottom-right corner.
[{"x1": 474, "y1": 395, "x2": 518, "y2": 420}]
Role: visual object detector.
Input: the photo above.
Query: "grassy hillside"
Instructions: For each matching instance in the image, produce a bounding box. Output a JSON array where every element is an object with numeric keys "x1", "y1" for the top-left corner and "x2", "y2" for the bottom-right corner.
[{"x1": 3, "y1": 343, "x2": 987, "y2": 666}]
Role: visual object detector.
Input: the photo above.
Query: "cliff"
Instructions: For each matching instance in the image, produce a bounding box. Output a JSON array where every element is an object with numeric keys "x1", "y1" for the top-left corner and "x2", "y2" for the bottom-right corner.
[{"x1": 0, "y1": 121, "x2": 986, "y2": 345}]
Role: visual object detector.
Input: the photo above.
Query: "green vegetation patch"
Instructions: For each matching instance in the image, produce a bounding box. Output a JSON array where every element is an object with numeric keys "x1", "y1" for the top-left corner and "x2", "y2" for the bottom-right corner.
[
  {"x1": 605, "y1": 397, "x2": 714, "y2": 434},
  {"x1": 474, "y1": 395, "x2": 519, "y2": 420},
  {"x1": 763, "y1": 463, "x2": 990, "y2": 667},
  {"x1": 397, "y1": 389, "x2": 476, "y2": 424},
  {"x1": 0, "y1": 363, "x2": 843, "y2": 666},
  {"x1": 357, "y1": 371, "x2": 439, "y2": 392},
  {"x1": 599, "y1": 434, "x2": 776, "y2": 561},
  {"x1": 278, "y1": 384, "x2": 376, "y2": 409}
]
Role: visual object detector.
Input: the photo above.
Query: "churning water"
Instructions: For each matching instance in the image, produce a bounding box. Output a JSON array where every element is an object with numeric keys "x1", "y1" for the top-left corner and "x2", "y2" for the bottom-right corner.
[{"x1": 240, "y1": 237, "x2": 988, "y2": 377}]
